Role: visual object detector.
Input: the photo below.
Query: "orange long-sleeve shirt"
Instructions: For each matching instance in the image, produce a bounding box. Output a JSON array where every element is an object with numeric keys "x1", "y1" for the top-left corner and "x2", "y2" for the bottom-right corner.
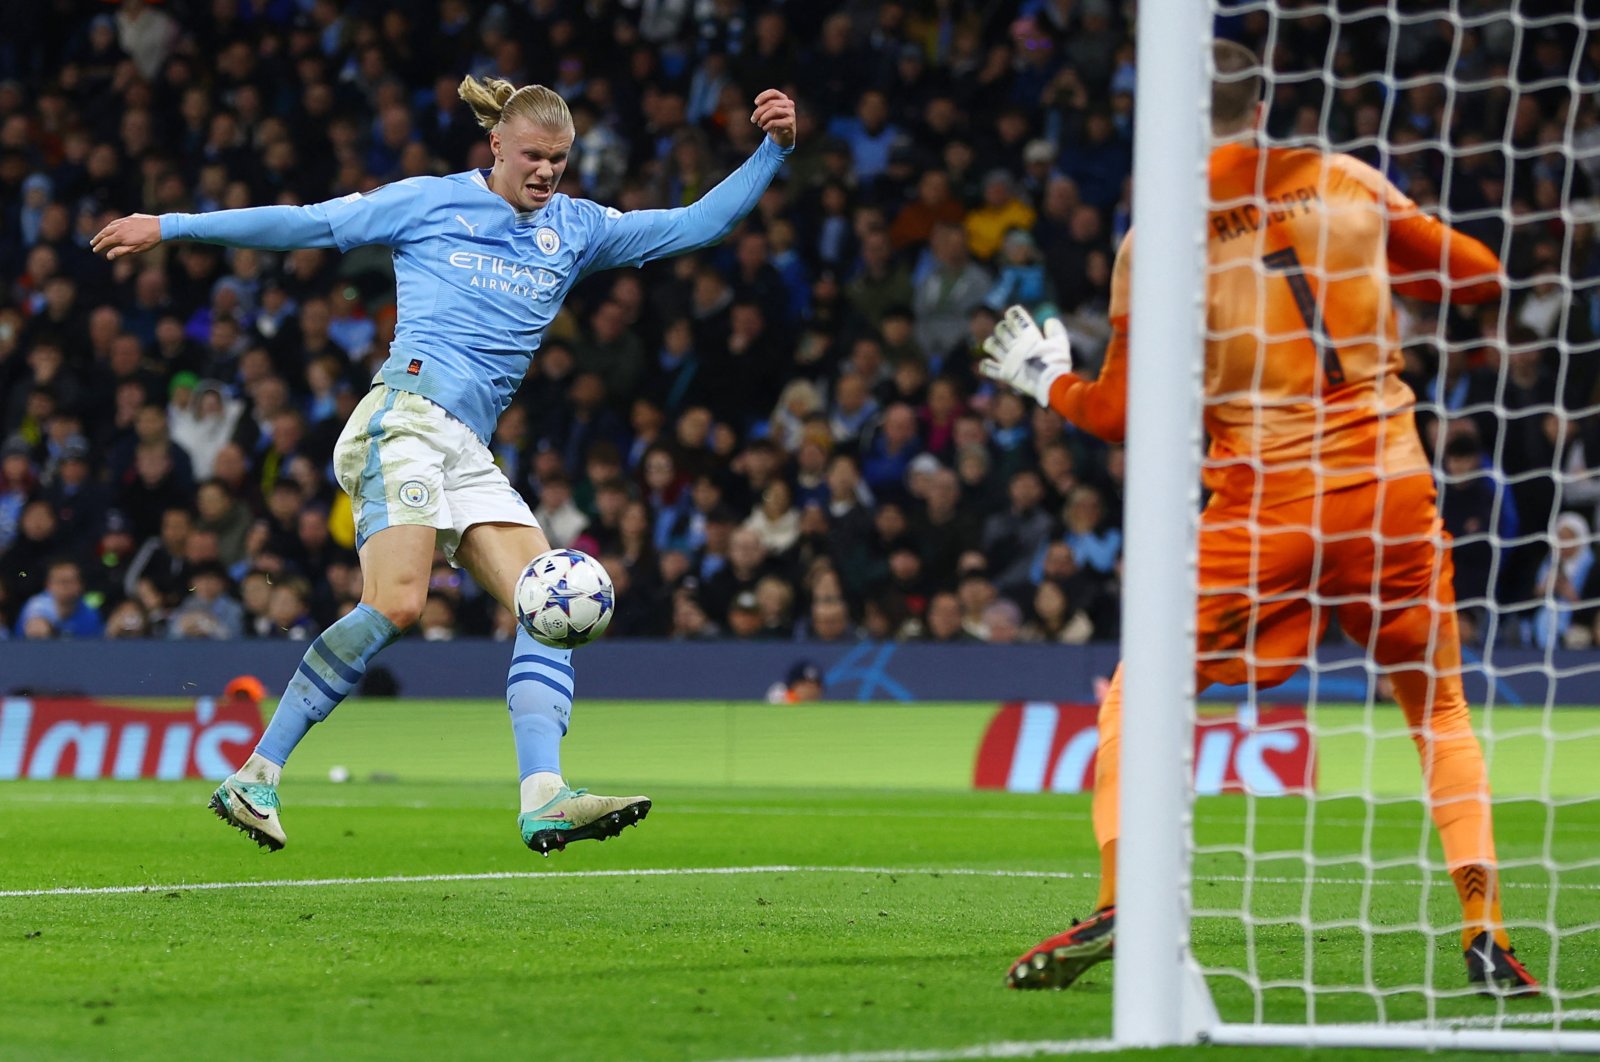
[{"x1": 1048, "y1": 142, "x2": 1503, "y2": 502}]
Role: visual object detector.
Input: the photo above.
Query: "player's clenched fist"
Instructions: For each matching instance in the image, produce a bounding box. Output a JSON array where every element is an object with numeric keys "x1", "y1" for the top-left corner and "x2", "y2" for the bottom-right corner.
[
  {"x1": 751, "y1": 89, "x2": 797, "y2": 149},
  {"x1": 980, "y1": 304, "x2": 1074, "y2": 407},
  {"x1": 91, "y1": 213, "x2": 163, "y2": 260}
]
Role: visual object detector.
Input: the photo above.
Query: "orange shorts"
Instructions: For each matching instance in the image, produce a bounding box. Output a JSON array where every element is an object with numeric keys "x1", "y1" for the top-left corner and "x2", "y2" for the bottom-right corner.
[{"x1": 1194, "y1": 473, "x2": 1456, "y2": 689}]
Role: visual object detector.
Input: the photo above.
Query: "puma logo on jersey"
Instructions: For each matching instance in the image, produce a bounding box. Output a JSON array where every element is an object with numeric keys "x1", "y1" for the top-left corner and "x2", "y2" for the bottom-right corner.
[{"x1": 455, "y1": 214, "x2": 478, "y2": 236}]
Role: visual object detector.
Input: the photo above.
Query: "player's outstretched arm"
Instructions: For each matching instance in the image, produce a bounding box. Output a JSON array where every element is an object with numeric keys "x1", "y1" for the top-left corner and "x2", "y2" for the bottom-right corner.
[
  {"x1": 750, "y1": 88, "x2": 796, "y2": 149},
  {"x1": 578, "y1": 90, "x2": 796, "y2": 276},
  {"x1": 93, "y1": 204, "x2": 342, "y2": 258},
  {"x1": 1037, "y1": 234, "x2": 1133, "y2": 442},
  {"x1": 1047, "y1": 329, "x2": 1129, "y2": 443},
  {"x1": 90, "y1": 214, "x2": 163, "y2": 260},
  {"x1": 91, "y1": 179, "x2": 430, "y2": 260},
  {"x1": 980, "y1": 305, "x2": 1074, "y2": 406},
  {"x1": 1335, "y1": 153, "x2": 1505, "y2": 305},
  {"x1": 1387, "y1": 213, "x2": 1504, "y2": 304},
  {"x1": 979, "y1": 304, "x2": 1127, "y2": 442}
]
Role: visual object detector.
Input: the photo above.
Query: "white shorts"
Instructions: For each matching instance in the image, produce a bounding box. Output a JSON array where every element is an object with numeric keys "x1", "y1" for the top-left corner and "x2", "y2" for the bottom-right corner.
[{"x1": 333, "y1": 385, "x2": 538, "y2": 565}]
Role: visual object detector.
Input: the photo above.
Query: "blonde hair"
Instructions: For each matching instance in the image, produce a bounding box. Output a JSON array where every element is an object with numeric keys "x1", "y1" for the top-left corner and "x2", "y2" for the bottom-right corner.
[{"x1": 457, "y1": 75, "x2": 573, "y2": 133}]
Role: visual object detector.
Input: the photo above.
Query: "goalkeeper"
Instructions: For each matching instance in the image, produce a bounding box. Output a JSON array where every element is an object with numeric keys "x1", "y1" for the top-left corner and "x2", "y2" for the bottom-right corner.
[{"x1": 983, "y1": 40, "x2": 1536, "y2": 996}]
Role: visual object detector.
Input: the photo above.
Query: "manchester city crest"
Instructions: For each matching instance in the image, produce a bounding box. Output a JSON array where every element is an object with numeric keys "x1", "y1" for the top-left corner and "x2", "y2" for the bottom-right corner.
[
  {"x1": 399, "y1": 480, "x2": 431, "y2": 508},
  {"x1": 536, "y1": 227, "x2": 561, "y2": 255}
]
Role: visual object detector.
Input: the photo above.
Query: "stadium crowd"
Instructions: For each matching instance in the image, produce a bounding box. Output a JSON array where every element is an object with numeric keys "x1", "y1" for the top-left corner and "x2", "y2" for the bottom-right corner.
[{"x1": 0, "y1": 0, "x2": 1597, "y2": 648}]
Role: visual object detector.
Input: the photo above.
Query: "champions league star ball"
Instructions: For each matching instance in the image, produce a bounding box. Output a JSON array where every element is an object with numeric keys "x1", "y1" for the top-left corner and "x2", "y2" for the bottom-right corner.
[{"x1": 515, "y1": 548, "x2": 616, "y2": 649}]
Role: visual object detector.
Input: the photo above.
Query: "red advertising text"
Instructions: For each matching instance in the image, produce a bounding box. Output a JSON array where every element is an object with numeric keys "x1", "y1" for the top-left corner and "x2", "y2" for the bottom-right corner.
[
  {"x1": 974, "y1": 702, "x2": 1316, "y2": 795},
  {"x1": 0, "y1": 697, "x2": 264, "y2": 781}
]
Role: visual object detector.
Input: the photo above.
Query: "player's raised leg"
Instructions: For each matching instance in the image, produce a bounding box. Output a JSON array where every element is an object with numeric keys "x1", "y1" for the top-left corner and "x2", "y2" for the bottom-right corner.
[
  {"x1": 211, "y1": 523, "x2": 426, "y2": 849},
  {"x1": 455, "y1": 522, "x2": 650, "y2": 854},
  {"x1": 1333, "y1": 475, "x2": 1538, "y2": 995},
  {"x1": 1006, "y1": 664, "x2": 1122, "y2": 989},
  {"x1": 1010, "y1": 496, "x2": 1320, "y2": 988}
]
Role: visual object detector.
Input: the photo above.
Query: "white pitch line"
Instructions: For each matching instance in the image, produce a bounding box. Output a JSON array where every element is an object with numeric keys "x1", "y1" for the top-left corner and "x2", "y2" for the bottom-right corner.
[
  {"x1": 0, "y1": 865, "x2": 1078, "y2": 898},
  {"x1": 7, "y1": 863, "x2": 1600, "y2": 900},
  {"x1": 706, "y1": 1014, "x2": 1600, "y2": 1061},
  {"x1": 11, "y1": 791, "x2": 1600, "y2": 835},
  {"x1": 1390, "y1": 1008, "x2": 1600, "y2": 1030},
  {"x1": 707, "y1": 1040, "x2": 1121, "y2": 1062}
]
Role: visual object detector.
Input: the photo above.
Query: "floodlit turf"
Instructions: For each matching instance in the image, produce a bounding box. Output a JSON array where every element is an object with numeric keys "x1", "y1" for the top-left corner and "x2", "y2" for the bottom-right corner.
[{"x1": 3, "y1": 700, "x2": 1599, "y2": 1061}]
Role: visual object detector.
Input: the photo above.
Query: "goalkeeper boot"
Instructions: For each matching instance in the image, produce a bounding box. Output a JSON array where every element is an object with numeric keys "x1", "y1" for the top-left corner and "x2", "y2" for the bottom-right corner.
[
  {"x1": 209, "y1": 774, "x2": 286, "y2": 851},
  {"x1": 1006, "y1": 906, "x2": 1116, "y2": 990},
  {"x1": 519, "y1": 786, "x2": 651, "y2": 855},
  {"x1": 1465, "y1": 931, "x2": 1540, "y2": 997}
]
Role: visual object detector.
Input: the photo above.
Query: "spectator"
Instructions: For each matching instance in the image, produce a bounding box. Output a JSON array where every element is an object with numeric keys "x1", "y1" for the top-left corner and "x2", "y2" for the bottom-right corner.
[
  {"x1": 16, "y1": 558, "x2": 103, "y2": 639},
  {"x1": 1438, "y1": 431, "x2": 1512, "y2": 635},
  {"x1": 1060, "y1": 484, "x2": 1122, "y2": 579},
  {"x1": 769, "y1": 378, "x2": 824, "y2": 453},
  {"x1": 825, "y1": 90, "x2": 901, "y2": 185},
  {"x1": 913, "y1": 221, "x2": 992, "y2": 362},
  {"x1": 104, "y1": 598, "x2": 153, "y2": 639},
  {"x1": 921, "y1": 590, "x2": 974, "y2": 643},
  {"x1": 238, "y1": 568, "x2": 276, "y2": 638},
  {"x1": 744, "y1": 479, "x2": 800, "y2": 556},
  {"x1": 828, "y1": 371, "x2": 881, "y2": 451},
  {"x1": 670, "y1": 583, "x2": 721, "y2": 640},
  {"x1": 1527, "y1": 513, "x2": 1595, "y2": 649},
  {"x1": 982, "y1": 468, "x2": 1054, "y2": 595},
  {"x1": 125, "y1": 506, "x2": 191, "y2": 604},
  {"x1": 0, "y1": 435, "x2": 37, "y2": 554},
  {"x1": 576, "y1": 300, "x2": 647, "y2": 412},
  {"x1": 193, "y1": 480, "x2": 252, "y2": 567},
  {"x1": 980, "y1": 598, "x2": 1025, "y2": 644},
  {"x1": 845, "y1": 230, "x2": 914, "y2": 330},
  {"x1": 860, "y1": 403, "x2": 924, "y2": 500},
  {"x1": 265, "y1": 577, "x2": 315, "y2": 640},
  {"x1": 418, "y1": 598, "x2": 459, "y2": 641},
  {"x1": 804, "y1": 591, "x2": 859, "y2": 642},
  {"x1": 983, "y1": 230, "x2": 1054, "y2": 316},
  {"x1": 1026, "y1": 578, "x2": 1095, "y2": 645},
  {"x1": 965, "y1": 170, "x2": 1037, "y2": 263},
  {"x1": 753, "y1": 574, "x2": 797, "y2": 639},
  {"x1": 534, "y1": 474, "x2": 589, "y2": 548},
  {"x1": 702, "y1": 526, "x2": 770, "y2": 622},
  {"x1": 168, "y1": 561, "x2": 244, "y2": 640},
  {"x1": 891, "y1": 170, "x2": 967, "y2": 253},
  {"x1": 725, "y1": 589, "x2": 763, "y2": 639},
  {"x1": 4, "y1": 500, "x2": 65, "y2": 607}
]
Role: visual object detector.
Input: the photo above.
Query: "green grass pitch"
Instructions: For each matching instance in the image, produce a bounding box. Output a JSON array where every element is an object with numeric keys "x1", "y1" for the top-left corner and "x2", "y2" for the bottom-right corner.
[{"x1": 3, "y1": 700, "x2": 1600, "y2": 1061}]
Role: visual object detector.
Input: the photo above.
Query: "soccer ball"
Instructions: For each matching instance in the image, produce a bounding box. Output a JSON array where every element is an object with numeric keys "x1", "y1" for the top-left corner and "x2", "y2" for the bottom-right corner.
[{"x1": 515, "y1": 548, "x2": 616, "y2": 649}]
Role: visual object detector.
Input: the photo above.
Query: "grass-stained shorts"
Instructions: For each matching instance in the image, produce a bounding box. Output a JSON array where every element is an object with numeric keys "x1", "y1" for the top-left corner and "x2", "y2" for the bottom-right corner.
[{"x1": 333, "y1": 385, "x2": 538, "y2": 565}]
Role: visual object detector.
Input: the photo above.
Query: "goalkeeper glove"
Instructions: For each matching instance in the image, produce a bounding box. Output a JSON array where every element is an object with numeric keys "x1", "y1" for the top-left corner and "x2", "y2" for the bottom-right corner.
[{"x1": 979, "y1": 305, "x2": 1073, "y2": 408}]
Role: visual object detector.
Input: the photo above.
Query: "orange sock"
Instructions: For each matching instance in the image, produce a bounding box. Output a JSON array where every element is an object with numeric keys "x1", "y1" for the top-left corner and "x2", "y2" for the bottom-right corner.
[
  {"x1": 1450, "y1": 863, "x2": 1509, "y2": 951},
  {"x1": 1095, "y1": 839, "x2": 1118, "y2": 912},
  {"x1": 1091, "y1": 667, "x2": 1124, "y2": 913},
  {"x1": 1390, "y1": 665, "x2": 1508, "y2": 951}
]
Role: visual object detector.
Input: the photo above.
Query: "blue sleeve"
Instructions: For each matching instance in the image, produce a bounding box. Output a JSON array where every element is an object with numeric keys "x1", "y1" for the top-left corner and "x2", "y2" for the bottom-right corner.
[
  {"x1": 160, "y1": 178, "x2": 438, "y2": 252},
  {"x1": 577, "y1": 138, "x2": 791, "y2": 276}
]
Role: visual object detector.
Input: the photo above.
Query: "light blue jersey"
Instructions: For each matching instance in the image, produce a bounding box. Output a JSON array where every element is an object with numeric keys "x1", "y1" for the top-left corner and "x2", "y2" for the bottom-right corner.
[{"x1": 160, "y1": 137, "x2": 791, "y2": 442}]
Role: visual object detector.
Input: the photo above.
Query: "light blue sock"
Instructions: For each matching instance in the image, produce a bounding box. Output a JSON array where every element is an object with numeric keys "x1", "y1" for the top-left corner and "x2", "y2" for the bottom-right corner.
[
  {"x1": 508, "y1": 627, "x2": 574, "y2": 780},
  {"x1": 256, "y1": 604, "x2": 402, "y2": 767}
]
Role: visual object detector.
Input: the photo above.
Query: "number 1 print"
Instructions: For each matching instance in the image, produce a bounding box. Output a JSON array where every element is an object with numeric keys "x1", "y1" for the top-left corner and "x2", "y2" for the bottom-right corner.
[{"x1": 1262, "y1": 246, "x2": 1346, "y2": 387}]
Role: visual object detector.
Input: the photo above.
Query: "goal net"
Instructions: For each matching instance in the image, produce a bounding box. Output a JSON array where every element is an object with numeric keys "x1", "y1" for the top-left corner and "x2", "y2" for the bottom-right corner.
[{"x1": 1120, "y1": 2, "x2": 1600, "y2": 1051}]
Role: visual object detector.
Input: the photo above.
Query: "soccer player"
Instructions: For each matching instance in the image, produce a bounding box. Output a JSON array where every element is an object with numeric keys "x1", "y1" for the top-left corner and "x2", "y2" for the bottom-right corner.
[
  {"x1": 981, "y1": 40, "x2": 1538, "y2": 995},
  {"x1": 91, "y1": 79, "x2": 797, "y2": 854}
]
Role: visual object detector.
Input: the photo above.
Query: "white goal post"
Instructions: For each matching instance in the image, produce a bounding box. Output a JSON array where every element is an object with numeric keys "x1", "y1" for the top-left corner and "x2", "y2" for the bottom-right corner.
[{"x1": 1117, "y1": 2, "x2": 1600, "y2": 1052}]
